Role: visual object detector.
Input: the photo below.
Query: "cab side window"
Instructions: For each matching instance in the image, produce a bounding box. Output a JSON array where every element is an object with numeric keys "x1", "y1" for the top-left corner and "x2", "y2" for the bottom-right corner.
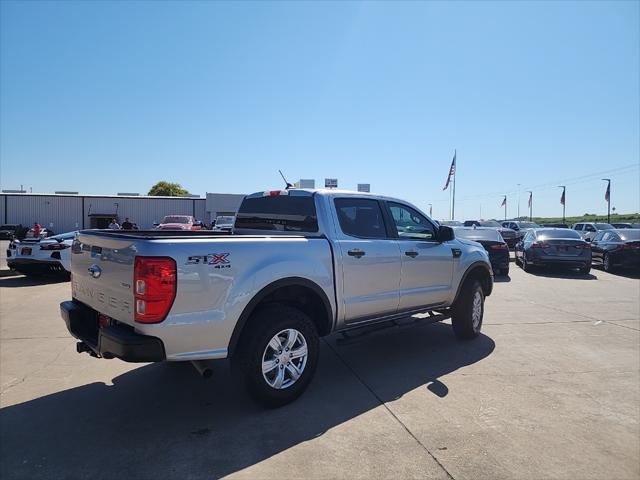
[
  {"x1": 585, "y1": 225, "x2": 596, "y2": 232},
  {"x1": 334, "y1": 198, "x2": 387, "y2": 239},
  {"x1": 573, "y1": 224, "x2": 583, "y2": 231},
  {"x1": 387, "y1": 202, "x2": 436, "y2": 240}
]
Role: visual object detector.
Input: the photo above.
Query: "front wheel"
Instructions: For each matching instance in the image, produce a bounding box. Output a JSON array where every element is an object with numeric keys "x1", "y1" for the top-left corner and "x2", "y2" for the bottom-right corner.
[
  {"x1": 233, "y1": 304, "x2": 319, "y2": 408},
  {"x1": 451, "y1": 279, "x2": 484, "y2": 340}
]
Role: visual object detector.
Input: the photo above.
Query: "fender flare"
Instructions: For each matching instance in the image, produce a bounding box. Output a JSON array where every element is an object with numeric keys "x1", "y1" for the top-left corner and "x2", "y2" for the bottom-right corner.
[
  {"x1": 227, "y1": 276, "x2": 334, "y2": 357},
  {"x1": 452, "y1": 261, "x2": 493, "y2": 305}
]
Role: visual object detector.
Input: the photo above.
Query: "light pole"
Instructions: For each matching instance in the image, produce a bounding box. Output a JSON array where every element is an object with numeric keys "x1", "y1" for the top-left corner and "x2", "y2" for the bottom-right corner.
[
  {"x1": 527, "y1": 191, "x2": 533, "y2": 221},
  {"x1": 602, "y1": 179, "x2": 611, "y2": 224},
  {"x1": 558, "y1": 186, "x2": 566, "y2": 224}
]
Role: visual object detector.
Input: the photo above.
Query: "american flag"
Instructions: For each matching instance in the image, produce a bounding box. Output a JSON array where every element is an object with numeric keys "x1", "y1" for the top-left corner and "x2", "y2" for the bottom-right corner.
[
  {"x1": 560, "y1": 190, "x2": 565, "y2": 206},
  {"x1": 442, "y1": 151, "x2": 456, "y2": 191},
  {"x1": 605, "y1": 183, "x2": 610, "y2": 202},
  {"x1": 528, "y1": 192, "x2": 532, "y2": 208},
  {"x1": 500, "y1": 196, "x2": 506, "y2": 207}
]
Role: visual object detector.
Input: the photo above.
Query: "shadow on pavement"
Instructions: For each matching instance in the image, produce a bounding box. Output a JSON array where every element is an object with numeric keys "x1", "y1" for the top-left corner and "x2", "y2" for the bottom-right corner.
[
  {"x1": 0, "y1": 322, "x2": 494, "y2": 479},
  {"x1": 0, "y1": 275, "x2": 69, "y2": 288}
]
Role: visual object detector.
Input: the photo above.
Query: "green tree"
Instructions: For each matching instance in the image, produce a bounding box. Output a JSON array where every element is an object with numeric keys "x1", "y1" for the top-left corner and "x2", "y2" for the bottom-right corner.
[{"x1": 148, "y1": 181, "x2": 189, "y2": 196}]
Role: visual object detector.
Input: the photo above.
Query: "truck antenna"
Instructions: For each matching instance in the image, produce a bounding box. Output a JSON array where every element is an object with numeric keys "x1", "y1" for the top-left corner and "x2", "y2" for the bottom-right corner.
[{"x1": 279, "y1": 170, "x2": 293, "y2": 189}]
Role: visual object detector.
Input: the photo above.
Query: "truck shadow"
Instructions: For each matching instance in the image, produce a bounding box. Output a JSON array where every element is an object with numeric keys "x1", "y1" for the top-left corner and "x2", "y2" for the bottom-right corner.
[{"x1": 0, "y1": 322, "x2": 494, "y2": 480}]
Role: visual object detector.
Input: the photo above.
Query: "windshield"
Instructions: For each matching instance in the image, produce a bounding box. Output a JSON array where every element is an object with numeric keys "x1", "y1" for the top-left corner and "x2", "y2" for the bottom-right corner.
[
  {"x1": 440, "y1": 220, "x2": 462, "y2": 226},
  {"x1": 619, "y1": 230, "x2": 640, "y2": 241},
  {"x1": 536, "y1": 229, "x2": 582, "y2": 240},
  {"x1": 216, "y1": 216, "x2": 235, "y2": 225},
  {"x1": 49, "y1": 231, "x2": 78, "y2": 241},
  {"x1": 518, "y1": 222, "x2": 539, "y2": 229},
  {"x1": 595, "y1": 223, "x2": 614, "y2": 230},
  {"x1": 479, "y1": 220, "x2": 503, "y2": 228},
  {"x1": 161, "y1": 216, "x2": 190, "y2": 224}
]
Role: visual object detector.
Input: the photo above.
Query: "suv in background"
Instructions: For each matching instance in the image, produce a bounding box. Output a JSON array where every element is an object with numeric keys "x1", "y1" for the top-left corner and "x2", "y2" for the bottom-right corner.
[
  {"x1": 502, "y1": 221, "x2": 541, "y2": 241},
  {"x1": 464, "y1": 220, "x2": 518, "y2": 247},
  {"x1": 572, "y1": 222, "x2": 614, "y2": 242}
]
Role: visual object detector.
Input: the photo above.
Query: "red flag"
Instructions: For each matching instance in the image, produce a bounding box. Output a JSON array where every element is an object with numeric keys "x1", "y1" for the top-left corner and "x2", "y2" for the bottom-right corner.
[
  {"x1": 500, "y1": 196, "x2": 506, "y2": 207},
  {"x1": 528, "y1": 192, "x2": 532, "y2": 208},
  {"x1": 429, "y1": 205, "x2": 433, "y2": 216},
  {"x1": 442, "y1": 151, "x2": 456, "y2": 191},
  {"x1": 560, "y1": 190, "x2": 565, "y2": 206},
  {"x1": 605, "y1": 183, "x2": 610, "y2": 202}
]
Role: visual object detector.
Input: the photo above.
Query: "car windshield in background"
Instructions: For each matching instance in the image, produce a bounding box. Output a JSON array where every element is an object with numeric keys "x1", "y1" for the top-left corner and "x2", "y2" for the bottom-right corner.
[
  {"x1": 619, "y1": 230, "x2": 640, "y2": 241},
  {"x1": 479, "y1": 220, "x2": 503, "y2": 228},
  {"x1": 162, "y1": 216, "x2": 190, "y2": 224},
  {"x1": 518, "y1": 222, "x2": 539, "y2": 228},
  {"x1": 216, "y1": 216, "x2": 234, "y2": 225},
  {"x1": 454, "y1": 228, "x2": 502, "y2": 242},
  {"x1": 49, "y1": 232, "x2": 78, "y2": 241},
  {"x1": 440, "y1": 220, "x2": 463, "y2": 226},
  {"x1": 536, "y1": 229, "x2": 582, "y2": 240},
  {"x1": 595, "y1": 223, "x2": 614, "y2": 230},
  {"x1": 235, "y1": 194, "x2": 318, "y2": 232}
]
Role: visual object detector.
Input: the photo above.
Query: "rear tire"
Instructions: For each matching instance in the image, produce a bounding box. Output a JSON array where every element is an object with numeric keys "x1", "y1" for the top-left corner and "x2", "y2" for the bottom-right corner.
[
  {"x1": 451, "y1": 279, "x2": 484, "y2": 340},
  {"x1": 522, "y1": 254, "x2": 531, "y2": 272},
  {"x1": 233, "y1": 304, "x2": 319, "y2": 408},
  {"x1": 603, "y1": 253, "x2": 614, "y2": 273}
]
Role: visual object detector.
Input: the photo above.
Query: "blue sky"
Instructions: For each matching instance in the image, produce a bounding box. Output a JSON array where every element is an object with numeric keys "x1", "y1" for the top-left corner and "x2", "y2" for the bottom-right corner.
[{"x1": 1, "y1": 1, "x2": 638, "y2": 220}]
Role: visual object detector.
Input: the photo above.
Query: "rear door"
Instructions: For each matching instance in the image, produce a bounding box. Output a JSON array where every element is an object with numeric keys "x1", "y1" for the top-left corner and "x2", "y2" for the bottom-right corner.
[
  {"x1": 385, "y1": 202, "x2": 453, "y2": 309},
  {"x1": 332, "y1": 197, "x2": 401, "y2": 323}
]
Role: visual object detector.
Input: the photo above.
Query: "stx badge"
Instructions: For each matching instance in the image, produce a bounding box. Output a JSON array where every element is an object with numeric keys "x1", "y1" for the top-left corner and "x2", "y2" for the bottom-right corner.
[{"x1": 187, "y1": 253, "x2": 231, "y2": 268}]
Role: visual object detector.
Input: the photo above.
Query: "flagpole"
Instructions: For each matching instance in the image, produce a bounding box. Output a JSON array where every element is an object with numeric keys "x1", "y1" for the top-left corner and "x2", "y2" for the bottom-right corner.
[
  {"x1": 452, "y1": 150, "x2": 456, "y2": 221},
  {"x1": 602, "y1": 179, "x2": 611, "y2": 224},
  {"x1": 503, "y1": 195, "x2": 507, "y2": 221}
]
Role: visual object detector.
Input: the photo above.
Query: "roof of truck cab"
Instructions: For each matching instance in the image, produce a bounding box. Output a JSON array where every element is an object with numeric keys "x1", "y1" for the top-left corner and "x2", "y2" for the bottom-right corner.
[{"x1": 248, "y1": 188, "x2": 397, "y2": 201}]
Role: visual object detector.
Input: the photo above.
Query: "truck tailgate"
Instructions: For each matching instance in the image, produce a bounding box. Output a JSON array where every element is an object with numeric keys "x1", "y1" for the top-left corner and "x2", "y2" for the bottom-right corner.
[{"x1": 71, "y1": 232, "x2": 137, "y2": 324}]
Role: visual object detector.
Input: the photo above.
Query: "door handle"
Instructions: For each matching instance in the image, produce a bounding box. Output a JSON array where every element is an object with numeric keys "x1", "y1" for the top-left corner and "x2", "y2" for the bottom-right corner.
[
  {"x1": 404, "y1": 251, "x2": 419, "y2": 258},
  {"x1": 347, "y1": 249, "x2": 366, "y2": 258}
]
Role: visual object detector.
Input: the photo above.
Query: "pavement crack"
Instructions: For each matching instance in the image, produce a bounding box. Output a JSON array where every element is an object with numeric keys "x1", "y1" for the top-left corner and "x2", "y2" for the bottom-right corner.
[{"x1": 323, "y1": 338, "x2": 455, "y2": 480}]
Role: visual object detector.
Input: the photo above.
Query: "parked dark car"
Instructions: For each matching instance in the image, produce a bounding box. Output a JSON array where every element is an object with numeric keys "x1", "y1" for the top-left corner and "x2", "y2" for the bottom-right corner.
[
  {"x1": 464, "y1": 220, "x2": 518, "y2": 247},
  {"x1": 515, "y1": 228, "x2": 591, "y2": 274},
  {"x1": 611, "y1": 223, "x2": 633, "y2": 229},
  {"x1": 541, "y1": 223, "x2": 569, "y2": 228},
  {"x1": 590, "y1": 229, "x2": 640, "y2": 272},
  {"x1": 0, "y1": 224, "x2": 26, "y2": 240},
  {"x1": 454, "y1": 227, "x2": 510, "y2": 276},
  {"x1": 502, "y1": 221, "x2": 541, "y2": 241}
]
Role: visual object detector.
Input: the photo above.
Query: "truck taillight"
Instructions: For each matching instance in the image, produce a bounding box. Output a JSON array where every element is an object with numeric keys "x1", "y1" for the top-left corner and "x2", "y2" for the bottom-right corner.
[
  {"x1": 490, "y1": 243, "x2": 509, "y2": 250},
  {"x1": 133, "y1": 256, "x2": 176, "y2": 323}
]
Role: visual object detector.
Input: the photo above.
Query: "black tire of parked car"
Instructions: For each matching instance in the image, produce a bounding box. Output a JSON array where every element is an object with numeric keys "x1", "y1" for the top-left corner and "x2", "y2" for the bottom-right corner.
[
  {"x1": 603, "y1": 253, "x2": 614, "y2": 273},
  {"x1": 522, "y1": 253, "x2": 531, "y2": 272},
  {"x1": 233, "y1": 303, "x2": 320, "y2": 408},
  {"x1": 451, "y1": 278, "x2": 484, "y2": 340},
  {"x1": 579, "y1": 265, "x2": 591, "y2": 275}
]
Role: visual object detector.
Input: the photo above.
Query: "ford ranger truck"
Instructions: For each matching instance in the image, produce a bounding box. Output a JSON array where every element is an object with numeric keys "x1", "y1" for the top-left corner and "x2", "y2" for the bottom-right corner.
[{"x1": 60, "y1": 189, "x2": 493, "y2": 407}]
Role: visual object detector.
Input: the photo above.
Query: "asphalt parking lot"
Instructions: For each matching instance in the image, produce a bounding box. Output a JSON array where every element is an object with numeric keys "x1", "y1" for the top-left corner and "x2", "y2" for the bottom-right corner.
[{"x1": 1, "y1": 241, "x2": 638, "y2": 480}]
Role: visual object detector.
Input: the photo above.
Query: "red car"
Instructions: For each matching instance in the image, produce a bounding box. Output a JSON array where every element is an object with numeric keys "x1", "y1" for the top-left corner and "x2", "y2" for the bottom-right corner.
[{"x1": 155, "y1": 215, "x2": 204, "y2": 231}]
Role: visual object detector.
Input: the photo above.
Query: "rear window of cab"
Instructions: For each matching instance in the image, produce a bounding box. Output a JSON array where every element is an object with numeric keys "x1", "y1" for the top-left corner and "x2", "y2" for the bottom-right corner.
[{"x1": 235, "y1": 194, "x2": 319, "y2": 232}]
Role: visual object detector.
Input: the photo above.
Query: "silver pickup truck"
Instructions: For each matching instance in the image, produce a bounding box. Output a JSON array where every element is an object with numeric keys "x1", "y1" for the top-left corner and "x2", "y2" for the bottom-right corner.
[{"x1": 61, "y1": 188, "x2": 493, "y2": 407}]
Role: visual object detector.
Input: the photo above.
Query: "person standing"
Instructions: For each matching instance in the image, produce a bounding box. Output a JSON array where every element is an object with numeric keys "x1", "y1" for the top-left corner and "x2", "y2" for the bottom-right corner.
[
  {"x1": 108, "y1": 219, "x2": 120, "y2": 230},
  {"x1": 121, "y1": 217, "x2": 133, "y2": 230},
  {"x1": 33, "y1": 222, "x2": 42, "y2": 237}
]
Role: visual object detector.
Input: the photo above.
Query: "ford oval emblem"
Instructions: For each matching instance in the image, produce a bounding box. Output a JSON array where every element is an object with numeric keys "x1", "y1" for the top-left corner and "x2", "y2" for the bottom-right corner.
[{"x1": 88, "y1": 264, "x2": 102, "y2": 279}]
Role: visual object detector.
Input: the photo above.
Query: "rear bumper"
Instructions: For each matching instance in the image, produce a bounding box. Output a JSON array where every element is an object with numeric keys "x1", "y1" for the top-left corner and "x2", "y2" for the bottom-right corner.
[
  {"x1": 7, "y1": 258, "x2": 69, "y2": 275},
  {"x1": 60, "y1": 300, "x2": 165, "y2": 362},
  {"x1": 529, "y1": 256, "x2": 590, "y2": 268}
]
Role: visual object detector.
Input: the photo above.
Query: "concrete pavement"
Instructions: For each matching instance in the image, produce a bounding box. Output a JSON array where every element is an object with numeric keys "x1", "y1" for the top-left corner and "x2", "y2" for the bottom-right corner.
[{"x1": 0, "y1": 258, "x2": 638, "y2": 479}]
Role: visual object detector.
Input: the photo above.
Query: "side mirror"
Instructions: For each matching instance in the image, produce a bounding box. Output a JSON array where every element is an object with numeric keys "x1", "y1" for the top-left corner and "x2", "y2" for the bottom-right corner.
[{"x1": 438, "y1": 225, "x2": 454, "y2": 242}]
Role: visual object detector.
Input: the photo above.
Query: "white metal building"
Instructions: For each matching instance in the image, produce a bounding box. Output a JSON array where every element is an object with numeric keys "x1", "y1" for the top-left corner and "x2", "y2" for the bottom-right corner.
[{"x1": 0, "y1": 192, "x2": 246, "y2": 233}]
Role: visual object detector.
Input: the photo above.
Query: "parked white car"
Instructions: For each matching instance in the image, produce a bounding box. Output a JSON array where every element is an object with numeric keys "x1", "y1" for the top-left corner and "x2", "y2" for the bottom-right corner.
[
  {"x1": 7, "y1": 231, "x2": 78, "y2": 276},
  {"x1": 212, "y1": 215, "x2": 235, "y2": 232}
]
